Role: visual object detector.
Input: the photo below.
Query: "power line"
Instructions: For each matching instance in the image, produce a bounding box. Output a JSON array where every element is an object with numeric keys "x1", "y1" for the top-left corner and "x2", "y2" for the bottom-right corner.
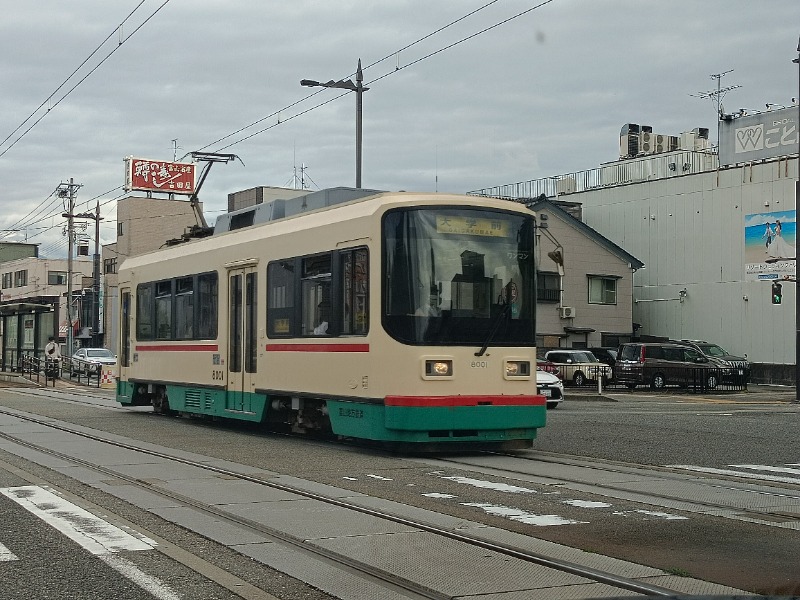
[
  {"x1": 204, "y1": 0, "x2": 555, "y2": 152},
  {"x1": 0, "y1": 0, "x2": 173, "y2": 160}
]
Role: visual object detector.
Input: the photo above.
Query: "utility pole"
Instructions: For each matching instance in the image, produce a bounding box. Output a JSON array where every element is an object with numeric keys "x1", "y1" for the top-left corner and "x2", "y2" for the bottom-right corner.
[
  {"x1": 75, "y1": 202, "x2": 103, "y2": 348},
  {"x1": 58, "y1": 178, "x2": 82, "y2": 357}
]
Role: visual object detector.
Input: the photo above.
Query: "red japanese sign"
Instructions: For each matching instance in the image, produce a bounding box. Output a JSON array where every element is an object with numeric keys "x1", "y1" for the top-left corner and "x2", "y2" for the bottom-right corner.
[{"x1": 124, "y1": 157, "x2": 196, "y2": 195}]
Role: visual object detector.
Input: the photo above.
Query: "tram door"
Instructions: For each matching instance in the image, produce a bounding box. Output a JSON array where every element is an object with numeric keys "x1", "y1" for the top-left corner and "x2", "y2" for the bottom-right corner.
[{"x1": 226, "y1": 267, "x2": 258, "y2": 412}]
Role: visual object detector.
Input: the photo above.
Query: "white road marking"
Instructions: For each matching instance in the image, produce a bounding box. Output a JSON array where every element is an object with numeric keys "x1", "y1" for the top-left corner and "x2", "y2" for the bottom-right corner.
[
  {"x1": 668, "y1": 465, "x2": 800, "y2": 485},
  {"x1": 101, "y1": 554, "x2": 182, "y2": 600},
  {"x1": 730, "y1": 464, "x2": 800, "y2": 476},
  {"x1": 462, "y1": 502, "x2": 587, "y2": 526},
  {"x1": 563, "y1": 499, "x2": 612, "y2": 508},
  {"x1": 422, "y1": 493, "x2": 456, "y2": 499},
  {"x1": 0, "y1": 486, "x2": 156, "y2": 554},
  {"x1": 0, "y1": 542, "x2": 19, "y2": 561},
  {"x1": 1, "y1": 486, "x2": 181, "y2": 599},
  {"x1": 439, "y1": 475, "x2": 537, "y2": 494},
  {"x1": 365, "y1": 474, "x2": 393, "y2": 480},
  {"x1": 613, "y1": 510, "x2": 688, "y2": 520}
]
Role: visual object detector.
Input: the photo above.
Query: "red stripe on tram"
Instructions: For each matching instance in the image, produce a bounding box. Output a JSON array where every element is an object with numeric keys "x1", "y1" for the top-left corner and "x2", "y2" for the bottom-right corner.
[
  {"x1": 265, "y1": 343, "x2": 370, "y2": 353},
  {"x1": 135, "y1": 344, "x2": 219, "y2": 352},
  {"x1": 385, "y1": 395, "x2": 544, "y2": 407}
]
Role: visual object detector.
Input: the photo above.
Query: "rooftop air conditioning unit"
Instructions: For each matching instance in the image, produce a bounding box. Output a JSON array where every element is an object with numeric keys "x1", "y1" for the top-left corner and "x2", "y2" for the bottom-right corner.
[
  {"x1": 654, "y1": 134, "x2": 667, "y2": 153},
  {"x1": 559, "y1": 306, "x2": 576, "y2": 318},
  {"x1": 639, "y1": 132, "x2": 654, "y2": 154}
]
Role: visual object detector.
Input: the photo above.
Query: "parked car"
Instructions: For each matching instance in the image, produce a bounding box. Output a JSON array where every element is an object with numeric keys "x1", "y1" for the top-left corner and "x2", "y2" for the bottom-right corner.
[
  {"x1": 676, "y1": 339, "x2": 750, "y2": 383},
  {"x1": 588, "y1": 347, "x2": 618, "y2": 369},
  {"x1": 614, "y1": 342, "x2": 726, "y2": 390},
  {"x1": 536, "y1": 368, "x2": 564, "y2": 409},
  {"x1": 71, "y1": 348, "x2": 116, "y2": 375},
  {"x1": 544, "y1": 349, "x2": 611, "y2": 386},
  {"x1": 536, "y1": 359, "x2": 560, "y2": 377}
]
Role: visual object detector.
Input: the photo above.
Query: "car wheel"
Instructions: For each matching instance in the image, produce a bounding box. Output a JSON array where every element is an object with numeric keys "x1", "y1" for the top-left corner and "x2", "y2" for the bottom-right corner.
[
  {"x1": 546, "y1": 401, "x2": 559, "y2": 409},
  {"x1": 651, "y1": 373, "x2": 666, "y2": 389},
  {"x1": 573, "y1": 371, "x2": 586, "y2": 387},
  {"x1": 706, "y1": 373, "x2": 719, "y2": 389}
]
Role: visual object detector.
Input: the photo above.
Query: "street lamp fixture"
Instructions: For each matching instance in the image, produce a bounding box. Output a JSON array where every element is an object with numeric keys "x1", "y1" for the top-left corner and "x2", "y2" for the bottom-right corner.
[{"x1": 301, "y1": 58, "x2": 369, "y2": 188}]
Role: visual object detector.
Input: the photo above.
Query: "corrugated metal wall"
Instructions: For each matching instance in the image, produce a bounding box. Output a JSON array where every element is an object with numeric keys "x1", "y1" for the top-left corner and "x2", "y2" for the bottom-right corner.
[{"x1": 574, "y1": 159, "x2": 797, "y2": 366}]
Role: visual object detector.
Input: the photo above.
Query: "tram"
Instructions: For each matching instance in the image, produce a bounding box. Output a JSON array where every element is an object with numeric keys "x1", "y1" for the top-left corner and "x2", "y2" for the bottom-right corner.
[{"x1": 116, "y1": 188, "x2": 545, "y2": 450}]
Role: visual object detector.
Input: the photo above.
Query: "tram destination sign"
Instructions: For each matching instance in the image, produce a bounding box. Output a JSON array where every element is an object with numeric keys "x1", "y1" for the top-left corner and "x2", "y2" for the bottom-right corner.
[{"x1": 124, "y1": 156, "x2": 196, "y2": 195}]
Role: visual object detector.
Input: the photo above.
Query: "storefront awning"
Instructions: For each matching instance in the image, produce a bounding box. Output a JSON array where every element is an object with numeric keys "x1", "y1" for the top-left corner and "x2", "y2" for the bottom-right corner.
[
  {"x1": 0, "y1": 303, "x2": 54, "y2": 316},
  {"x1": 59, "y1": 319, "x2": 80, "y2": 337}
]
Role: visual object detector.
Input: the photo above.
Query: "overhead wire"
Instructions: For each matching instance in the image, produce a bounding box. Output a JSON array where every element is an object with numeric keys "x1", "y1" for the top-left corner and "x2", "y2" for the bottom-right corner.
[
  {"x1": 201, "y1": 0, "x2": 537, "y2": 152},
  {"x1": 0, "y1": 0, "x2": 174, "y2": 160}
]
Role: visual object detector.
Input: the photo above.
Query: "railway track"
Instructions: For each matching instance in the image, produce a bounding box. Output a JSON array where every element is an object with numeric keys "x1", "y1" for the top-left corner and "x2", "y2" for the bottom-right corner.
[
  {"x1": 0, "y1": 404, "x2": 745, "y2": 599},
  {"x1": 429, "y1": 450, "x2": 800, "y2": 529}
]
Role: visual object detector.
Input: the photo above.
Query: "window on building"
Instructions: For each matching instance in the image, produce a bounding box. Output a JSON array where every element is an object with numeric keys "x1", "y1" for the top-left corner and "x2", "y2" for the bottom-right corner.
[
  {"x1": 14, "y1": 270, "x2": 27, "y2": 287},
  {"x1": 117, "y1": 222, "x2": 124, "y2": 236},
  {"x1": 48, "y1": 271, "x2": 68, "y2": 285},
  {"x1": 1, "y1": 273, "x2": 12, "y2": 289},
  {"x1": 588, "y1": 276, "x2": 618, "y2": 305},
  {"x1": 104, "y1": 258, "x2": 117, "y2": 274},
  {"x1": 537, "y1": 271, "x2": 561, "y2": 303}
]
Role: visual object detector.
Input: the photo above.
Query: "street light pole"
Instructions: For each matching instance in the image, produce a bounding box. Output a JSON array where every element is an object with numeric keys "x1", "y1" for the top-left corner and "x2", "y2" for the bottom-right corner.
[
  {"x1": 301, "y1": 58, "x2": 369, "y2": 188},
  {"x1": 793, "y1": 36, "x2": 799, "y2": 403}
]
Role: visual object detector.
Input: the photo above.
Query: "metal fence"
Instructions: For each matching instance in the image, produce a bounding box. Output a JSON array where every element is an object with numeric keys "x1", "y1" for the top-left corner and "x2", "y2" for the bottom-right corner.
[
  {"x1": 19, "y1": 355, "x2": 57, "y2": 387},
  {"x1": 606, "y1": 366, "x2": 748, "y2": 393}
]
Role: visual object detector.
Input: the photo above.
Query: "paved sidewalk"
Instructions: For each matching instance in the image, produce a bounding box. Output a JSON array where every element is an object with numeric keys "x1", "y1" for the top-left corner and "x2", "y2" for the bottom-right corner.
[{"x1": 567, "y1": 383, "x2": 797, "y2": 403}]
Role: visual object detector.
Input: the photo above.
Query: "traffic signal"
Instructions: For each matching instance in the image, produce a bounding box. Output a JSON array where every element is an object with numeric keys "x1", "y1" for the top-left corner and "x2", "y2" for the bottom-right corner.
[{"x1": 771, "y1": 282, "x2": 782, "y2": 304}]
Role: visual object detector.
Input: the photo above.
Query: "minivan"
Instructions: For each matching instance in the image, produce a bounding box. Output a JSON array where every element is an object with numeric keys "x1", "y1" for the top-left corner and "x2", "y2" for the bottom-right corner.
[{"x1": 614, "y1": 342, "x2": 725, "y2": 390}]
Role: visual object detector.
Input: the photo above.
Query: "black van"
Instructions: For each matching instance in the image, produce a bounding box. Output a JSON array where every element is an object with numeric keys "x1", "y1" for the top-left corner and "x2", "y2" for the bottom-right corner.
[{"x1": 614, "y1": 342, "x2": 726, "y2": 390}]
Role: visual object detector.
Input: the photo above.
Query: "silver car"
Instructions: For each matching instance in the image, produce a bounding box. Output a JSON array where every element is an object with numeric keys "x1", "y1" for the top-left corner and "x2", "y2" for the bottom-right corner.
[{"x1": 71, "y1": 348, "x2": 116, "y2": 375}]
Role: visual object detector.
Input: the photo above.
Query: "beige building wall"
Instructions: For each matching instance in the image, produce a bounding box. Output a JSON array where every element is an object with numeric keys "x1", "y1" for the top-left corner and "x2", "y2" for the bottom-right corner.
[{"x1": 102, "y1": 195, "x2": 204, "y2": 354}]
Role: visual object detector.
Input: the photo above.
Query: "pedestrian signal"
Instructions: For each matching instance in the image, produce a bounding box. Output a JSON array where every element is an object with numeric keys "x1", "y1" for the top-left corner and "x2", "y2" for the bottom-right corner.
[{"x1": 771, "y1": 282, "x2": 782, "y2": 305}]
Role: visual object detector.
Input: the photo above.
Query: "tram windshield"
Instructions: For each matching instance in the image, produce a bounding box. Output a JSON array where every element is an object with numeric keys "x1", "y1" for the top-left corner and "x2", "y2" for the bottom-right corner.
[{"x1": 383, "y1": 206, "x2": 535, "y2": 346}]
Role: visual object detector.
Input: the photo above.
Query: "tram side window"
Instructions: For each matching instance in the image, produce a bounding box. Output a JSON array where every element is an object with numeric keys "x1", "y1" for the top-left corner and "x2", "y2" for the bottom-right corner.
[
  {"x1": 267, "y1": 261, "x2": 295, "y2": 337},
  {"x1": 341, "y1": 248, "x2": 368, "y2": 335},
  {"x1": 302, "y1": 255, "x2": 331, "y2": 336},
  {"x1": 197, "y1": 272, "x2": 218, "y2": 339},
  {"x1": 174, "y1": 277, "x2": 194, "y2": 339},
  {"x1": 136, "y1": 284, "x2": 154, "y2": 340},
  {"x1": 155, "y1": 280, "x2": 173, "y2": 339}
]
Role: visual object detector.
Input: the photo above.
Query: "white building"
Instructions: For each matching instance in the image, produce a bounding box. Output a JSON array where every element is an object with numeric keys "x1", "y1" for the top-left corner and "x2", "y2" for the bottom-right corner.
[{"x1": 472, "y1": 107, "x2": 799, "y2": 384}]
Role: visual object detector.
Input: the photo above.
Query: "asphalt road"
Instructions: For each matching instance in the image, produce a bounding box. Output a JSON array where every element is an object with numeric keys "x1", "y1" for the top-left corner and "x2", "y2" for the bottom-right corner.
[{"x1": 0, "y1": 382, "x2": 797, "y2": 596}]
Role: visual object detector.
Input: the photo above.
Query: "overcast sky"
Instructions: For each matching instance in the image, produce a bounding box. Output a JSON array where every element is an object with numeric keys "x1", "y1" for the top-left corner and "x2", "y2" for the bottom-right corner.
[{"x1": 1, "y1": 1, "x2": 797, "y2": 257}]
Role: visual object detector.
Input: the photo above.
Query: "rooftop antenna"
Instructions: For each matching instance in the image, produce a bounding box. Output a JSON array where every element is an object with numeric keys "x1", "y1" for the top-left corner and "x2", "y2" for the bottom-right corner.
[
  {"x1": 171, "y1": 139, "x2": 182, "y2": 161},
  {"x1": 690, "y1": 70, "x2": 741, "y2": 147}
]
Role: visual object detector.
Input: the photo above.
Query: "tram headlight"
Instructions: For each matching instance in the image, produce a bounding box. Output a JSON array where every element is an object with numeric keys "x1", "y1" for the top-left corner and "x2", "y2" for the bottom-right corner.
[
  {"x1": 425, "y1": 359, "x2": 452, "y2": 377},
  {"x1": 505, "y1": 360, "x2": 531, "y2": 378}
]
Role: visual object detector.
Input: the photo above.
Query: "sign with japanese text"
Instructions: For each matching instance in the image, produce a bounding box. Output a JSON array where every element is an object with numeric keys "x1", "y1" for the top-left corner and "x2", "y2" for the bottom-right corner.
[
  {"x1": 124, "y1": 157, "x2": 196, "y2": 195},
  {"x1": 719, "y1": 106, "x2": 799, "y2": 167}
]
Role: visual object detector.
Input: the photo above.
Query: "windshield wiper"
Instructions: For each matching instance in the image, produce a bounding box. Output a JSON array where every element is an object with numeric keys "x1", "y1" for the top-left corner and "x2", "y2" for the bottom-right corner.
[{"x1": 475, "y1": 281, "x2": 513, "y2": 357}]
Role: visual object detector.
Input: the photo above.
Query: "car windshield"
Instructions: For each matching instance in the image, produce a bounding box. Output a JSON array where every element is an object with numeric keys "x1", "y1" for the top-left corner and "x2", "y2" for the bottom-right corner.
[
  {"x1": 697, "y1": 344, "x2": 726, "y2": 357},
  {"x1": 86, "y1": 349, "x2": 114, "y2": 358}
]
